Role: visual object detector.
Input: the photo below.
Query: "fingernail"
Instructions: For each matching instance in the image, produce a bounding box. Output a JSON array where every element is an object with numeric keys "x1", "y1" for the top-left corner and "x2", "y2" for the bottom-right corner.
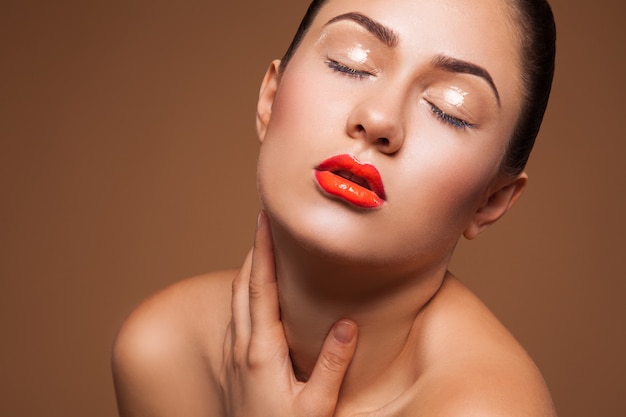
[{"x1": 333, "y1": 320, "x2": 356, "y2": 344}]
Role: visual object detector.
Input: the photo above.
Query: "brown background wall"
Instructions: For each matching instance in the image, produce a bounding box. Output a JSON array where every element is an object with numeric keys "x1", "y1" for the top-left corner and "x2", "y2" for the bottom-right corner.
[{"x1": 1, "y1": 0, "x2": 624, "y2": 416}]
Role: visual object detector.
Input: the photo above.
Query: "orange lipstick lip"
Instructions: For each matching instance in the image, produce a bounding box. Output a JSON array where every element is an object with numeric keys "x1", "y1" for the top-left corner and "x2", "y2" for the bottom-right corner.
[{"x1": 314, "y1": 154, "x2": 386, "y2": 208}]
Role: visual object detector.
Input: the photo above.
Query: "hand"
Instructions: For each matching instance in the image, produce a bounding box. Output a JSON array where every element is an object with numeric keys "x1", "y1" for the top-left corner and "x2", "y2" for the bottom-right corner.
[{"x1": 220, "y1": 211, "x2": 358, "y2": 417}]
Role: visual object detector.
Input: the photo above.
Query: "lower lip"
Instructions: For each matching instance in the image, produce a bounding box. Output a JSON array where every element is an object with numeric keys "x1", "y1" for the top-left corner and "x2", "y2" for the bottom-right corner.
[{"x1": 314, "y1": 170, "x2": 384, "y2": 208}]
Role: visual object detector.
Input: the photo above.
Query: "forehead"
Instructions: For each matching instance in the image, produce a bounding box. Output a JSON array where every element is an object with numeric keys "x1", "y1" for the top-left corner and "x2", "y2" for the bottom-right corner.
[
  {"x1": 304, "y1": 0, "x2": 523, "y2": 105},
  {"x1": 314, "y1": 0, "x2": 516, "y2": 35}
]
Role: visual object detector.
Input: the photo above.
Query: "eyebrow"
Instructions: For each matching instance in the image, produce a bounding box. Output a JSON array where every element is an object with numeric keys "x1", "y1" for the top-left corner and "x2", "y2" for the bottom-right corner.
[
  {"x1": 431, "y1": 55, "x2": 501, "y2": 106},
  {"x1": 324, "y1": 13, "x2": 500, "y2": 106},
  {"x1": 325, "y1": 12, "x2": 399, "y2": 48}
]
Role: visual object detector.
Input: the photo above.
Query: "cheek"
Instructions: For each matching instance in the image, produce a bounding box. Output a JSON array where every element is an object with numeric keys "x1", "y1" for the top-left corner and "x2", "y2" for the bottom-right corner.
[
  {"x1": 256, "y1": 77, "x2": 327, "y2": 218},
  {"x1": 267, "y1": 62, "x2": 353, "y2": 141},
  {"x1": 392, "y1": 144, "x2": 501, "y2": 241},
  {"x1": 268, "y1": 71, "x2": 322, "y2": 133},
  {"x1": 257, "y1": 68, "x2": 350, "y2": 203}
]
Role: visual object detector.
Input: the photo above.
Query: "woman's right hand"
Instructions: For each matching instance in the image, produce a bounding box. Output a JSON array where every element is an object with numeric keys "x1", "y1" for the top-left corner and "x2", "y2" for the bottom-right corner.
[{"x1": 220, "y1": 211, "x2": 358, "y2": 417}]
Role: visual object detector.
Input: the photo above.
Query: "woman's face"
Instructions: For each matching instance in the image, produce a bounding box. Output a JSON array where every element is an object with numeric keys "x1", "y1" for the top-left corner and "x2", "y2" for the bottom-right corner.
[{"x1": 257, "y1": 0, "x2": 524, "y2": 273}]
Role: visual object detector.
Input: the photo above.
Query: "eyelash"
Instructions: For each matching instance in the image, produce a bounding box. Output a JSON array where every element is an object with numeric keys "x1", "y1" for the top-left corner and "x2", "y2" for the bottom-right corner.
[
  {"x1": 428, "y1": 102, "x2": 473, "y2": 130},
  {"x1": 326, "y1": 59, "x2": 472, "y2": 130},
  {"x1": 325, "y1": 59, "x2": 373, "y2": 79}
]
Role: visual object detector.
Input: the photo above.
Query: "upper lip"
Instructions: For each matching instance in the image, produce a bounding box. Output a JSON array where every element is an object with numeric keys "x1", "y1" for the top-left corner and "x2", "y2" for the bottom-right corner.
[{"x1": 315, "y1": 154, "x2": 386, "y2": 200}]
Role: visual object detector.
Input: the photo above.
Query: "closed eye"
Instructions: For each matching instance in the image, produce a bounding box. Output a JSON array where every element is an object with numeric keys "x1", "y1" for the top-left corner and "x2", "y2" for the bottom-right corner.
[
  {"x1": 428, "y1": 102, "x2": 473, "y2": 129},
  {"x1": 326, "y1": 59, "x2": 374, "y2": 80}
]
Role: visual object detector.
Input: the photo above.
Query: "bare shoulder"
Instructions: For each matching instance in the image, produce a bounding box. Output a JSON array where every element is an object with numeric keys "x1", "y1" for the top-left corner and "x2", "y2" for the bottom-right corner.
[
  {"x1": 112, "y1": 269, "x2": 236, "y2": 417},
  {"x1": 406, "y1": 275, "x2": 557, "y2": 417}
]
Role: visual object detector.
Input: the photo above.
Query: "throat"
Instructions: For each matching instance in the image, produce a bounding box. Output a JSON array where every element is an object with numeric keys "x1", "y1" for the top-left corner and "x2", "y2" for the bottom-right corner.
[
  {"x1": 277, "y1": 268, "x2": 445, "y2": 390},
  {"x1": 279, "y1": 282, "x2": 431, "y2": 409},
  {"x1": 269, "y1": 219, "x2": 450, "y2": 402}
]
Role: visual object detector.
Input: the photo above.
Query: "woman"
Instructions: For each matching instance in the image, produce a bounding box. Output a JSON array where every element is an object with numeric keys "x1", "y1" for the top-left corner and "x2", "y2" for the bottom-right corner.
[{"x1": 112, "y1": 0, "x2": 557, "y2": 415}]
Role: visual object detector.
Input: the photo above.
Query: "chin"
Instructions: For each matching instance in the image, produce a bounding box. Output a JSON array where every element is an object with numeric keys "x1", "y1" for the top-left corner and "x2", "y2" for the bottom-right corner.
[
  {"x1": 265, "y1": 197, "x2": 370, "y2": 257},
  {"x1": 263, "y1": 197, "x2": 444, "y2": 278}
]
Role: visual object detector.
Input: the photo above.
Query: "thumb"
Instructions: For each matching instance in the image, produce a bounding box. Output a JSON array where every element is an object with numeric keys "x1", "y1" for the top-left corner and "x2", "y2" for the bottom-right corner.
[{"x1": 303, "y1": 320, "x2": 358, "y2": 413}]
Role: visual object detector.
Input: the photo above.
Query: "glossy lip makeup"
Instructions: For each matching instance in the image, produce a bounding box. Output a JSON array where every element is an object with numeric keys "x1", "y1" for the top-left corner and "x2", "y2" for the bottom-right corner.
[{"x1": 314, "y1": 154, "x2": 386, "y2": 208}]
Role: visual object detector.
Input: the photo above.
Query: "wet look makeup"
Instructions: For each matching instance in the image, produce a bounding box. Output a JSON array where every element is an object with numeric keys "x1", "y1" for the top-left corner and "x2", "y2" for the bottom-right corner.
[{"x1": 314, "y1": 154, "x2": 386, "y2": 208}]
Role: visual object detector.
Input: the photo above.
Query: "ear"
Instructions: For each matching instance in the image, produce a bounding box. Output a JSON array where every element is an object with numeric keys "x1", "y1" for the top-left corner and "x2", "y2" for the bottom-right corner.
[
  {"x1": 463, "y1": 172, "x2": 528, "y2": 240},
  {"x1": 256, "y1": 59, "x2": 281, "y2": 143}
]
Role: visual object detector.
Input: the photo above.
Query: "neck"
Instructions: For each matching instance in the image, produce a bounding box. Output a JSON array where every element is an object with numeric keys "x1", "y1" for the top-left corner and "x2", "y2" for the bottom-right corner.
[{"x1": 270, "y1": 221, "x2": 450, "y2": 407}]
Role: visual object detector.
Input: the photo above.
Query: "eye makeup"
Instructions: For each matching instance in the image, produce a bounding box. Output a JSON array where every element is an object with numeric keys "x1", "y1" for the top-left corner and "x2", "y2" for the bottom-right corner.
[
  {"x1": 422, "y1": 67, "x2": 501, "y2": 130},
  {"x1": 315, "y1": 21, "x2": 389, "y2": 79},
  {"x1": 443, "y1": 86, "x2": 468, "y2": 108},
  {"x1": 346, "y1": 44, "x2": 370, "y2": 65}
]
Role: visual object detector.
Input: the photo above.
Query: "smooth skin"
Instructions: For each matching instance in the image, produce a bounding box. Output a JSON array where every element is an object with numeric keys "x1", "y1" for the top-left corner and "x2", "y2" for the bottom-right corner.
[{"x1": 112, "y1": 0, "x2": 558, "y2": 415}]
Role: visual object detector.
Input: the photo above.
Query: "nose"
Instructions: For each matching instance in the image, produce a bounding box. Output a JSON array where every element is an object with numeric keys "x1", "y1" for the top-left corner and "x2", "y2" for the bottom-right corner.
[{"x1": 346, "y1": 92, "x2": 405, "y2": 154}]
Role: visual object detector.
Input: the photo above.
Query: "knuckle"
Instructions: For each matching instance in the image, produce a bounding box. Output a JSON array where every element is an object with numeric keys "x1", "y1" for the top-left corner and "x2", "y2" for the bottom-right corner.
[
  {"x1": 318, "y1": 349, "x2": 347, "y2": 375},
  {"x1": 248, "y1": 277, "x2": 264, "y2": 300},
  {"x1": 246, "y1": 345, "x2": 265, "y2": 369},
  {"x1": 229, "y1": 331, "x2": 250, "y2": 367},
  {"x1": 231, "y1": 275, "x2": 244, "y2": 300}
]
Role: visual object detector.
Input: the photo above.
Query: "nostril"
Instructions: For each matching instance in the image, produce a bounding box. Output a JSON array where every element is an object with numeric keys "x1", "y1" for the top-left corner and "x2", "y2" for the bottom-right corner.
[
  {"x1": 379, "y1": 137, "x2": 390, "y2": 147},
  {"x1": 357, "y1": 124, "x2": 366, "y2": 133}
]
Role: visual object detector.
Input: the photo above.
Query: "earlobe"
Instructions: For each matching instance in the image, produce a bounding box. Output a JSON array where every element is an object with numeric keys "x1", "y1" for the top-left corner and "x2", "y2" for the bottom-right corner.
[
  {"x1": 463, "y1": 173, "x2": 528, "y2": 240},
  {"x1": 256, "y1": 59, "x2": 281, "y2": 143}
]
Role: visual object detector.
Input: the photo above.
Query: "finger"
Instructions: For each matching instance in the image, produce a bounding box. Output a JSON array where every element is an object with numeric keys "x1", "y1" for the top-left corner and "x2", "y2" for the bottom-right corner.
[
  {"x1": 231, "y1": 250, "x2": 253, "y2": 344},
  {"x1": 304, "y1": 320, "x2": 358, "y2": 412},
  {"x1": 249, "y1": 211, "x2": 280, "y2": 337}
]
